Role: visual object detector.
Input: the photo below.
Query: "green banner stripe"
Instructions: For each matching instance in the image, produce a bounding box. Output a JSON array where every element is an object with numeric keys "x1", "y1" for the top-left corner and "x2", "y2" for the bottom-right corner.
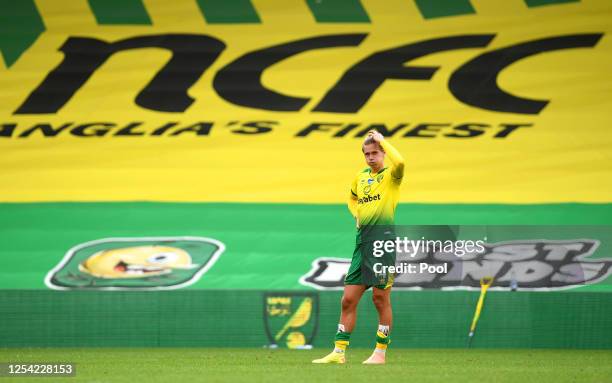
[
  {"x1": 305, "y1": 0, "x2": 370, "y2": 23},
  {"x1": 2, "y1": 202, "x2": 612, "y2": 225},
  {"x1": 88, "y1": 0, "x2": 152, "y2": 25},
  {"x1": 414, "y1": 0, "x2": 476, "y2": 19},
  {"x1": 1, "y1": 202, "x2": 611, "y2": 290},
  {"x1": 0, "y1": 0, "x2": 45, "y2": 68},
  {"x1": 196, "y1": 0, "x2": 260, "y2": 24},
  {"x1": 524, "y1": 0, "x2": 580, "y2": 7}
]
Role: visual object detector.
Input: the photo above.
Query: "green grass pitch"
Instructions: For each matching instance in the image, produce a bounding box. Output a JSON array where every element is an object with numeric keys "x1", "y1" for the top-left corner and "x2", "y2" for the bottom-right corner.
[{"x1": 2, "y1": 348, "x2": 611, "y2": 382}]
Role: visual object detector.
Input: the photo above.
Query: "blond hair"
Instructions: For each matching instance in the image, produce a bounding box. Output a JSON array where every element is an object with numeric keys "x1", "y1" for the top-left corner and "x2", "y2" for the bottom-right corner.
[{"x1": 362, "y1": 136, "x2": 384, "y2": 152}]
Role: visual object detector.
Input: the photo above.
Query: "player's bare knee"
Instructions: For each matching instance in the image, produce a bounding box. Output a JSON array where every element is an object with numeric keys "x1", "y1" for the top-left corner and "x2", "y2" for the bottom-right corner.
[
  {"x1": 341, "y1": 294, "x2": 358, "y2": 311},
  {"x1": 372, "y1": 292, "x2": 389, "y2": 309}
]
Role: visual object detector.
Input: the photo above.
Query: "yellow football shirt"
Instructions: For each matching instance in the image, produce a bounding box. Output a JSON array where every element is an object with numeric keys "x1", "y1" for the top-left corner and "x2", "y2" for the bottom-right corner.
[{"x1": 348, "y1": 140, "x2": 405, "y2": 227}]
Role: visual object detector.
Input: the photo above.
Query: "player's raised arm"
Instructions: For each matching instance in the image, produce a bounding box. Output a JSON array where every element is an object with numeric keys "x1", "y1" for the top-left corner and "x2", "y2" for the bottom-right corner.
[{"x1": 368, "y1": 130, "x2": 405, "y2": 181}]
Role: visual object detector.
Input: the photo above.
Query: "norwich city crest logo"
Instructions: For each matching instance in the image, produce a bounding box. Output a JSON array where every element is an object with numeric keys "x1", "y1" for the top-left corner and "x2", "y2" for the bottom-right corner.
[
  {"x1": 264, "y1": 292, "x2": 319, "y2": 349},
  {"x1": 45, "y1": 236, "x2": 225, "y2": 290}
]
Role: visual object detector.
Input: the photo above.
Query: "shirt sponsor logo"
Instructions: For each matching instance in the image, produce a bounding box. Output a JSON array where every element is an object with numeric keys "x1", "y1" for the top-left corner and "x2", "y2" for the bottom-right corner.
[{"x1": 358, "y1": 193, "x2": 380, "y2": 204}]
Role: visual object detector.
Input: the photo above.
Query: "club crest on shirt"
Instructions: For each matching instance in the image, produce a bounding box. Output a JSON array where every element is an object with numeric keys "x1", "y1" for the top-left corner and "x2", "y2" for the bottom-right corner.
[{"x1": 377, "y1": 174, "x2": 384, "y2": 183}]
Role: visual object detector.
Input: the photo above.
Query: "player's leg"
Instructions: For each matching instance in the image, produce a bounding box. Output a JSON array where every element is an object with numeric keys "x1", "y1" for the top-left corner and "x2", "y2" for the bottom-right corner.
[
  {"x1": 339, "y1": 284, "x2": 367, "y2": 334},
  {"x1": 313, "y1": 240, "x2": 366, "y2": 364},
  {"x1": 363, "y1": 285, "x2": 392, "y2": 364},
  {"x1": 312, "y1": 284, "x2": 366, "y2": 364}
]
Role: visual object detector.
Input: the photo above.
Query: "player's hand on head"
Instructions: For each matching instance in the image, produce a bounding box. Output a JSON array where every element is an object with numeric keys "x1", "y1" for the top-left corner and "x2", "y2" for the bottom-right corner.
[{"x1": 367, "y1": 129, "x2": 384, "y2": 143}]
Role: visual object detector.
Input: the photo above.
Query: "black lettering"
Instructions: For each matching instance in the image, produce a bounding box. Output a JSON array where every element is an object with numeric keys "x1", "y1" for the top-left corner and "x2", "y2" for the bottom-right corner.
[
  {"x1": 19, "y1": 123, "x2": 73, "y2": 137},
  {"x1": 445, "y1": 123, "x2": 488, "y2": 138},
  {"x1": 170, "y1": 122, "x2": 213, "y2": 136},
  {"x1": 152, "y1": 122, "x2": 179, "y2": 136},
  {"x1": 403, "y1": 123, "x2": 449, "y2": 138},
  {"x1": 449, "y1": 34, "x2": 603, "y2": 114},
  {"x1": 71, "y1": 123, "x2": 114, "y2": 137},
  {"x1": 313, "y1": 35, "x2": 494, "y2": 113},
  {"x1": 495, "y1": 123, "x2": 532, "y2": 138},
  {"x1": 0, "y1": 123, "x2": 17, "y2": 137},
  {"x1": 333, "y1": 123, "x2": 361, "y2": 137},
  {"x1": 295, "y1": 122, "x2": 342, "y2": 137},
  {"x1": 115, "y1": 122, "x2": 145, "y2": 136},
  {"x1": 354, "y1": 123, "x2": 408, "y2": 137},
  {"x1": 214, "y1": 34, "x2": 367, "y2": 111},
  {"x1": 15, "y1": 34, "x2": 226, "y2": 114},
  {"x1": 232, "y1": 121, "x2": 276, "y2": 134}
]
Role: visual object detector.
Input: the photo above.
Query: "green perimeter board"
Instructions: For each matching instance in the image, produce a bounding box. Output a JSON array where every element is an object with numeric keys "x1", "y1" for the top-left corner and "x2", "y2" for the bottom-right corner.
[
  {"x1": 1, "y1": 290, "x2": 611, "y2": 348},
  {"x1": 1, "y1": 202, "x2": 612, "y2": 290}
]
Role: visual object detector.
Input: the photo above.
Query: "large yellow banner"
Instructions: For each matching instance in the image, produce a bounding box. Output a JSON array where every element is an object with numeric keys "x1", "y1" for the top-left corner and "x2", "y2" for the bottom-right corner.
[{"x1": 0, "y1": 0, "x2": 611, "y2": 203}]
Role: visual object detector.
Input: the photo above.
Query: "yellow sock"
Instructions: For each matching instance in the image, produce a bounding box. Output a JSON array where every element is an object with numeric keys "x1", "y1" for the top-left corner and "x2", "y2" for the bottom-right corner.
[
  {"x1": 375, "y1": 330, "x2": 389, "y2": 353},
  {"x1": 334, "y1": 340, "x2": 349, "y2": 353},
  {"x1": 375, "y1": 342, "x2": 388, "y2": 351}
]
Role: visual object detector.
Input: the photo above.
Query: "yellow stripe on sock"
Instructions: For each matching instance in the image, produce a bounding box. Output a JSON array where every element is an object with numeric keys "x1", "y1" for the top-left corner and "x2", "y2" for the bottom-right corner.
[
  {"x1": 375, "y1": 342, "x2": 388, "y2": 350},
  {"x1": 376, "y1": 331, "x2": 389, "y2": 350},
  {"x1": 335, "y1": 340, "x2": 349, "y2": 351}
]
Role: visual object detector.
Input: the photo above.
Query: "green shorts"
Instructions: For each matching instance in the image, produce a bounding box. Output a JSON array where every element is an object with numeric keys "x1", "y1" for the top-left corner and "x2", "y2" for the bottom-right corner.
[{"x1": 344, "y1": 239, "x2": 395, "y2": 290}]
